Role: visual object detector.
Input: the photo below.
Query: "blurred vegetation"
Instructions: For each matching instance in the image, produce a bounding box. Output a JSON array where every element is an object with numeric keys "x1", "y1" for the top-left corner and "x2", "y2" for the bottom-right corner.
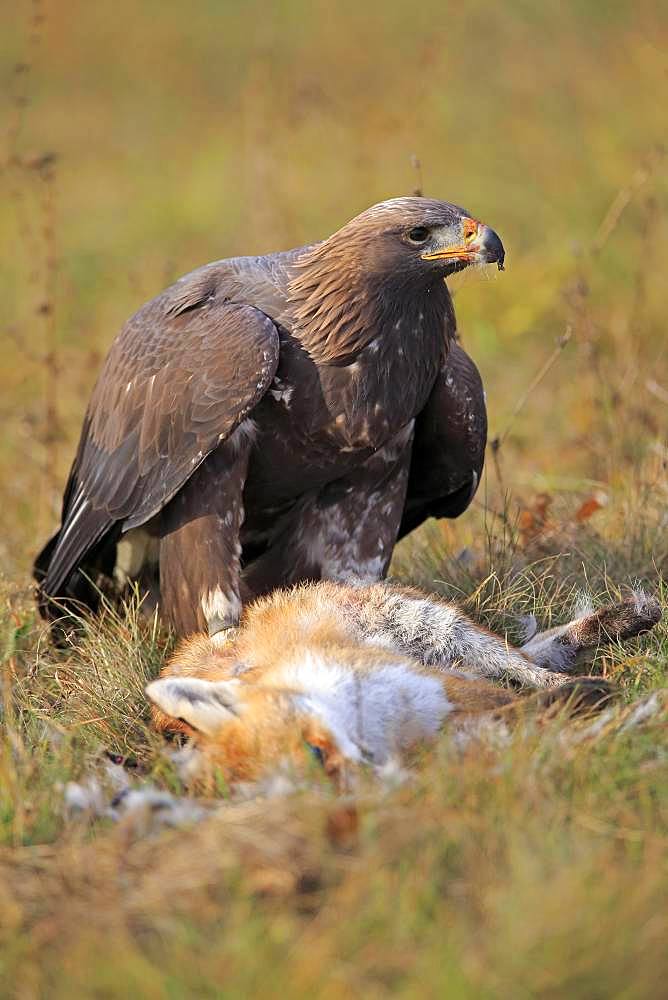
[{"x1": 1, "y1": 1, "x2": 668, "y2": 996}]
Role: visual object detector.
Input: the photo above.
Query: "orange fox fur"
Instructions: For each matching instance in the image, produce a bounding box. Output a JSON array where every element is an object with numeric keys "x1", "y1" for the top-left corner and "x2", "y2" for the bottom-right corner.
[{"x1": 146, "y1": 581, "x2": 660, "y2": 789}]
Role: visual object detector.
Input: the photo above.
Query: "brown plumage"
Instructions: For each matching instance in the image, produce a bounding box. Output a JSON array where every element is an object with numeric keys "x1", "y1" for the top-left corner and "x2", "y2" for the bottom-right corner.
[{"x1": 34, "y1": 197, "x2": 504, "y2": 637}]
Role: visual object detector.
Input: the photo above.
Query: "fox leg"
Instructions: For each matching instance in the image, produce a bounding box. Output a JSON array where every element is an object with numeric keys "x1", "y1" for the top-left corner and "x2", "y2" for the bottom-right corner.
[
  {"x1": 519, "y1": 592, "x2": 661, "y2": 672},
  {"x1": 349, "y1": 586, "x2": 569, "y2": 688},
  {"x1": 158, "y1": 431, "x2": 253, "y2": 638},
  {"x1": 348, "y1": 586, "x2": 661, "y2": 689}
]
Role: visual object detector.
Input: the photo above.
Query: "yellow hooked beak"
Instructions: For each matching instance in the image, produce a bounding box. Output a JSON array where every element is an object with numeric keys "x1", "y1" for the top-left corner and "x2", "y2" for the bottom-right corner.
[{"x1": 421, "y1": 217, "x2": 505, "y2": 270}]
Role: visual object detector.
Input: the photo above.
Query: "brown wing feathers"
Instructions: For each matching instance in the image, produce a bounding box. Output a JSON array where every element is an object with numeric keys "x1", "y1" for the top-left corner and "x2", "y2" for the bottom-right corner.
[
  {"x1": 399, "y1": 342, "x2": 487, "y2": 539},
  {"x1": 42, "y1": 279, "x2": 280, "y2": 596}
]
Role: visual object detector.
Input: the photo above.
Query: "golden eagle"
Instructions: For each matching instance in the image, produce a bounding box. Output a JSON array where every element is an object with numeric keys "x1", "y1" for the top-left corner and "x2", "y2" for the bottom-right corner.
[{"x1": 35, "y1": 198, "x2": 504, "y2": 638}]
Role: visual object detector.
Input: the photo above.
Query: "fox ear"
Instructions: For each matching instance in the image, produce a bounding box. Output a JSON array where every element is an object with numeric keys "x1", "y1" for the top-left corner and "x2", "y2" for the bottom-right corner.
[{"x1": 145, "y1": 677, "x2": 242, "y2": 736}]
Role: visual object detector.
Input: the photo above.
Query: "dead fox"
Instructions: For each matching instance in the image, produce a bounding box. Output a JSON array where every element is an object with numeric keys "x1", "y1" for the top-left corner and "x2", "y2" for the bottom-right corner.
[{"x1": 146, "y1": 581, "x2": 660, "y2": 788}]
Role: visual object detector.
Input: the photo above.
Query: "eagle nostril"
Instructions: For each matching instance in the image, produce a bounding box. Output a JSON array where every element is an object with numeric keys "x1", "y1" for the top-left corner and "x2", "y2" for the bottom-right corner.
[{"x1": 462, "y1": 218, "x2": 479, "y2": 242}]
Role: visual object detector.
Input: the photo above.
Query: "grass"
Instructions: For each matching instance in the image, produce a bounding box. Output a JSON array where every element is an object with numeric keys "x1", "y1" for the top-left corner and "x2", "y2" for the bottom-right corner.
[
  {"x1": 1, "y1": 501, "x2": 667, "y2": 998},
  {"x1": 1, "y1": 0, "x2": 668, "y2": 995}
]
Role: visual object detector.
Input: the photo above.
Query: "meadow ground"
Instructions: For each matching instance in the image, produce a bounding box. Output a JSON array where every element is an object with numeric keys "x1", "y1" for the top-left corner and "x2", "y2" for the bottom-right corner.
[{"x1": 1, "y1": 1, "x2": 667, "y2": 996}]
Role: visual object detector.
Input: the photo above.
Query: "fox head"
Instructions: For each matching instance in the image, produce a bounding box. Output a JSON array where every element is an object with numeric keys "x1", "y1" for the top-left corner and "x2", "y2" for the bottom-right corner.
[{"x1": 145, "y1": 676, "x2": 349, "y2": 789}]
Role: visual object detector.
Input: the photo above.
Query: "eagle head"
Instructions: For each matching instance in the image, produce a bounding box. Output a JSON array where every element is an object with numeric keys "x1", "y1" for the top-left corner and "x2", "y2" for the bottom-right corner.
[
  {"x1": 291, "y1": 196, "x2": 505, "y2": 362},
  {"x1": 340, "y1": 197, "x2": 505, "y2": 280}
]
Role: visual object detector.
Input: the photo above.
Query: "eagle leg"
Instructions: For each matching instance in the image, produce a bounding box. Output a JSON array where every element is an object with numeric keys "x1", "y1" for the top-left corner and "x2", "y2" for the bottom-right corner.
[{"x1": 158, "y1": 437, "x2": 252, "y2": 638}]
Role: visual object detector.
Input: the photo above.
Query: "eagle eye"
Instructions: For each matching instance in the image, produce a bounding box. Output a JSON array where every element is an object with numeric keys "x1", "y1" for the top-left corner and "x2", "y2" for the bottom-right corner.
[{"x1": 406, "y1": 226, "x2": 431, "y2": 245}]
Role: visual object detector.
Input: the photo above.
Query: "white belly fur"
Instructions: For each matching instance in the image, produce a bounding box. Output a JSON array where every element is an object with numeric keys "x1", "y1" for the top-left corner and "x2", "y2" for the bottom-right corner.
[{"x1": 283, "y1": 653, "x2": 452, "y2": 765}]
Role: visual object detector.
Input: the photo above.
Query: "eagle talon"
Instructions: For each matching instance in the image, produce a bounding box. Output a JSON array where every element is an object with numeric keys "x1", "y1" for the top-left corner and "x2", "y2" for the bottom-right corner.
[{"x1": 210, "y1": 626, "x2": 239, "y2": 648}]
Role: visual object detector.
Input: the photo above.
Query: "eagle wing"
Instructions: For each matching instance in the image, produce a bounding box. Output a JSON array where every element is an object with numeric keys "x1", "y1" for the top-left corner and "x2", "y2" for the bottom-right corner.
[
  {"x1": 399, "y1": 341, "x2": 487, "y2": 539},
  {"x1": 43, "y1": 273, "x2": 280, "y2": 594}
]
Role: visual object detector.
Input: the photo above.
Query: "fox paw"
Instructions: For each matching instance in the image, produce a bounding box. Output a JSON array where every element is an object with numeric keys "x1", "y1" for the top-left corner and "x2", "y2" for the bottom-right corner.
[{"x1": 571, "y1": 592, "x2": 661, "y2": 647}]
